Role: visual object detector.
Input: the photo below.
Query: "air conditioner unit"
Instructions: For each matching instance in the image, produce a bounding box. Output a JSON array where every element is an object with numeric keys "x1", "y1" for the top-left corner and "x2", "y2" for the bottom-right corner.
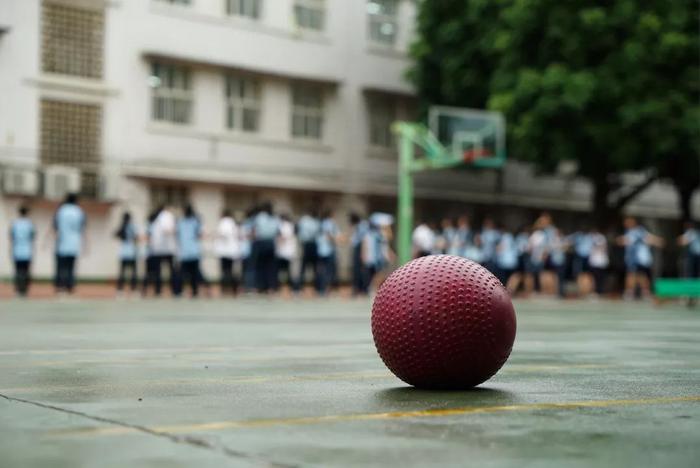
[
  {"x1": 43, "y1": 165, "x2": 82, "y2": 200},
  {"x1": 98, "y1": 172, "x2": 120, "y2": 201},
  {"x1": 1, "y1": 167, "x2": 40, "y2": 195}
]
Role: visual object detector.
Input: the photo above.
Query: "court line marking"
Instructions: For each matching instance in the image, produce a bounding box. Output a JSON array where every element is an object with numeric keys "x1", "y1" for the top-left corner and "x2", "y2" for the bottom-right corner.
[
  {"x1": 0, "y1": 392, "x2": 298, "y2": 468},
  {"x1": 53, "y1": 395, "x2": 700, "y2": 437},
  {"x1": 0, "y1": 364, "x2": 615, "y2": 393}
]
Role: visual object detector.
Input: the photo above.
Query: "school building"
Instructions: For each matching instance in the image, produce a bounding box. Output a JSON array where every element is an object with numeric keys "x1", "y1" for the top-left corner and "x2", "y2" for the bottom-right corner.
[{"x1": 0, "y1": 0, "x2": 696, "y2": 281}]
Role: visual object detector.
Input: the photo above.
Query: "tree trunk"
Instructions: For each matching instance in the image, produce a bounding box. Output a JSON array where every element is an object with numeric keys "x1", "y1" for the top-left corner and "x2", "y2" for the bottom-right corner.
[
  {"x1": 677, "y1": 186, "x2": 695, "y2": 223},
  {"x1": 592, "y1": 178, "x2": 615, "y2": 228}
]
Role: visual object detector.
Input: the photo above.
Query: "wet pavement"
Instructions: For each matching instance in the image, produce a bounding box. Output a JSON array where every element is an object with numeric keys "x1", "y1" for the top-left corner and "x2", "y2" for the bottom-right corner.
[{"x1": 1, "y1": 297, "x2": 699, "y2": 467}]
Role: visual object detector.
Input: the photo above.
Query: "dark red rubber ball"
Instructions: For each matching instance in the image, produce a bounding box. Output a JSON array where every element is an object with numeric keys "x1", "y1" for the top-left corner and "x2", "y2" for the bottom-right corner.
[{"x1": 372, "y1": 255, "x2": 516, "y2": 389}]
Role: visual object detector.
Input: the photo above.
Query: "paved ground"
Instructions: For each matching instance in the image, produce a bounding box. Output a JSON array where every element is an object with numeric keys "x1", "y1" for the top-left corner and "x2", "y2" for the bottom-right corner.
[{"x1": 0, "y1": 297, "x2": 698, "y2": 467}]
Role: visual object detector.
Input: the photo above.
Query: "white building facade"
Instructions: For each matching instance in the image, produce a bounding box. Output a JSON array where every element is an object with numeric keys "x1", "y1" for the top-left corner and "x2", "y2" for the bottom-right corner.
[
  {"x1": 0, "y1": 0, "x2": 419, "y2": 279},
  {"x1": 0, "y1": 0, "x2": 696, "y2": 280}
]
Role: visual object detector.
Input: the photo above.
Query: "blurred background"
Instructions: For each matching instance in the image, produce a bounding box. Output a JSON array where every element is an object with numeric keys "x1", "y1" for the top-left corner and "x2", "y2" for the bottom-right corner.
[{"x1": 0, "y1": 0, "x2": 698, "y2": 290}]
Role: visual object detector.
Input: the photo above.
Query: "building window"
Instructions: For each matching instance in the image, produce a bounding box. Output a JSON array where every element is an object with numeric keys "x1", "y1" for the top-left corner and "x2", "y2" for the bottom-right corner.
[
  {"x1": 291, "y1": 83, "x2": 324, "y2": 140},
  {"x1": 225, "y1": 75, "x2": 261, "y2": 132},
  {"x1": 368, "y1": 95, "x2": 396, "y2": 148},
  {"x1": 294, "y1": 0, "x2": 325, "y2": 31},
  {"x1": 367, "y1": 0, "x2": 398, "y2": 46},
  {"x1": 150, "y1": 62, "x2": 193, "y2": 124},
  {"x1": 41, "y1": 2, "x2": 104, "y2": 78},
  {"x1": 41, "y1": 99, "x2": 102, "y2": 196},
  {"x1": 224, "y1": 189, "x2": 260, "y2": 213},
  {"x1": 150, "y1": 185, "x2": 190, "y2": 209},
  {"x1": 226, "y1": 0, "x2": 261, "y2": 19}
]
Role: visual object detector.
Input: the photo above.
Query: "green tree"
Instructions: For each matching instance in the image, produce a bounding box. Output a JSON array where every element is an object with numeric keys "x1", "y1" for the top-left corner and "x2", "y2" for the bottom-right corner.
[{"x1": 409, "y1": 0, "x2": 700, "y2": 225}]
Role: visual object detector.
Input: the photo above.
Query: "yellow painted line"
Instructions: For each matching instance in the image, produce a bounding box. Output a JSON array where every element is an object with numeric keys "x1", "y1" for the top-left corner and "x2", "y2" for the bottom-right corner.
[
  {"x1": 54, "y1": 395, "x2": 700, "y2": 438},
  {"x1": 504, "y1": 363, "x2": 615, "y2": 372}
]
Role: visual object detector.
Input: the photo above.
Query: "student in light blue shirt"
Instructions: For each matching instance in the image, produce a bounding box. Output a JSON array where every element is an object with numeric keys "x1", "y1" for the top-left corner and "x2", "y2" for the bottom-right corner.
[
  {"x1": 548, "y1": 228, "x2": 568, "y2": 298},
  {"x1": 479, "y1": 217, "x2": 501, "y2": 273},
  {"x1": 10, "y1": 206, "x2": 35, "y2": 297},
  {"x1": 53, "y1": 193, "x2": 86, "y2": 294},
  {"x1": 115, "y1": 212, "x2": 138, "y2": 293},
  {"x1": 678, "y1": 221, "x2": 700, "y2": 278},
  {"x1": 141, "y1": 209, "x2": 161, "y2": 297},
  {"x1": 438, "y1": 218, "x2": 456, "y2": 254},
  {"x1": 568, "y1": 227, "x2": 595, "y2": 296},
  {"x1": 252, "y1": 202, "x2": 280, "y2": 293},
  {"x1": 296, "y1": 210, "x2": 320, "y2": 292},
  {"x1": 349, "y1": 213, "x2": 368, "y2": 295},
  {"x1": 177, "y1": 204, "x2": 204, "y2": 297},
  {"x1": 505, "y1": 225, "x2": 531, "y2": 295},
  {"x1": 617, "y1": 216, "x2": 664, "y2": 299},
  {"x1": 361, "y1": 221, "x2": 385, "y2": 293},
  {"x1": 316, "y1": 210, "x2": 339, "y2": 295},
  {"x1": 495, "y1": 228, "x2": 519, "y2": 288},
  {"x1": 452, "y1": 216, "x2": 473, "y2": 257},
  {"x1": 240, "y1": 207, "x2": 256, "y2": 291}
]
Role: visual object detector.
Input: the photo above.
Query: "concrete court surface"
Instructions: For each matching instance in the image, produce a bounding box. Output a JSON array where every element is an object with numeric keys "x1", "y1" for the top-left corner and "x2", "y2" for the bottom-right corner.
[{"x1": 0, "y1": 297, "x2": 699, "y2": 468}]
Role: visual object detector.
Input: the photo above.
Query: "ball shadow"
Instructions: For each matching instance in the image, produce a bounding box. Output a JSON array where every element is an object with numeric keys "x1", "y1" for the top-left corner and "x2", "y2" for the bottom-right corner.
[{"x1": 374, "y1": 385, "x2": 517, "y2": 408}]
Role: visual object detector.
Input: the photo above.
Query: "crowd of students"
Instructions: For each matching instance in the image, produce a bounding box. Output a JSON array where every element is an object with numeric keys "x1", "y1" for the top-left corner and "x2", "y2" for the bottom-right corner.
[
  {"x1": 6, "y1": 194, "x2": 700, "y2": 300},
  {"x1": 5, "y1": 193, "x2": 397, "y2": 298},
  {"x1": 411, "y1": 212, "x2": 692, "y2": 300},
  {"x1": 115, "y1": 201, "x2": 398, "y2": 298}
]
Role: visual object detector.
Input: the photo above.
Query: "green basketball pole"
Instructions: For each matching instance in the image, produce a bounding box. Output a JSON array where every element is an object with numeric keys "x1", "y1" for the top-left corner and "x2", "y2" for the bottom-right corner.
[
  {"x1": 397, "y1": 123, "x2": 415, "y2": 266},
  {"x1": 393, "y1": 120, "x2": 506, "y2": 266}
]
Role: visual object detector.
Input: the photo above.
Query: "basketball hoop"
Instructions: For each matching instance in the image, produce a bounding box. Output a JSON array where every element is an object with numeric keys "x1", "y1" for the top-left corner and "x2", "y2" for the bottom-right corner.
[{"x1": 463, "y1": 148, "x2": 492, "y2": 163}]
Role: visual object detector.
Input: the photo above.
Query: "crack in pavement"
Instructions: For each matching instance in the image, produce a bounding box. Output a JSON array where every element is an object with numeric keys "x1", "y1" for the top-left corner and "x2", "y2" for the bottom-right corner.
[{"x1": 0, "y1": 393, "x2": 300, "y2": 468}]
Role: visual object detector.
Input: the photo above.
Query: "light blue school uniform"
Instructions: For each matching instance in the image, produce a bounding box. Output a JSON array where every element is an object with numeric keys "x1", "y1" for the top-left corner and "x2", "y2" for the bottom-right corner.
[
  {"x1": 452, "y1": 227, "x2": 473, "y2": 256},
  {"x1": 119, "y1": 223, "x2": 138, "y2": 261},
  {"x1": 684, "y1": 229, "x2": 700, "y2": 256},
  {"x1": 572, "y1": 232, "x2": 593, "y2": 258},
  {"x1": 317, "y1": 218, "x2": 338, "y2": 258},
  {"x1": 254, "y1": 212, "x2": 280, "y2": 241},
  {"x1": 11, "y1": 218, "x2": 35, "y2": 261},
  {"x1": 177, "y1": 216, "x2": 202, "y2": 261},
  {"x1": 441, "y1": 227, "x2": 456, "y2": 254},
  {"x1": 351, "y1": 220, "x2": 369, "y2": 248},
  {"x1": 549, "y1": 241, "x2": 566, "y2": 267},
  {"x1": 240, "y1": 220, "x2": 252, "y2": 259},
  {"x1": 480, "y1": 228, "x2": 501, "y2": 262},
  {"x1": 364, "y1": 227, "x2": 389, "y2": 269},
  {"x1": 515, "y1": 232, "x2": 529, "y2": 255},
  {"x1": 543, "y1": 226, "x2": 557, "y2": 243},
  {"x1": 625, "y1": 226, "x2": 652, "y2": 268},
  {"x1": 54, "y1": 203, "x2": 86, "y2": 257},
  {"x1": 496, "y1": 233, "x2": 519, "y2": 270},
  {"x1": 297, "y1": 216, "x2": 320, "y2": 243}
]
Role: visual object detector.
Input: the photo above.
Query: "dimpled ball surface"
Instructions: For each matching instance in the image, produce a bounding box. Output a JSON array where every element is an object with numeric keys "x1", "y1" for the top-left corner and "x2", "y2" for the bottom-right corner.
[{"x1": 371, "y1": 255, "x2": 516, "y2": 389}]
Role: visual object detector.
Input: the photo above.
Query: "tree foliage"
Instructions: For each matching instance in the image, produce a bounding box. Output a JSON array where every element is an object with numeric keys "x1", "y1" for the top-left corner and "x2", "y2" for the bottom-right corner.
[{"x1": 409, "y1": 0, "x2": 700, "y2": 223}]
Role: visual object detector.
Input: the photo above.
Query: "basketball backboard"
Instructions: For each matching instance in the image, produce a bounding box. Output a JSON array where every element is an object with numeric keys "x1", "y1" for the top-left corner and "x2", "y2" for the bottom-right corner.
[
  {"x1": 393, "y1": 106, "x2": 507, "y2": 264},
  {"x1": 428, "y1": 106, "x2": 506, "y2": 163}
]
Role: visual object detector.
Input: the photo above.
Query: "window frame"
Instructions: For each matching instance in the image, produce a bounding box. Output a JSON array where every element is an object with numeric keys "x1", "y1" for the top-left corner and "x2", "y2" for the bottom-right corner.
[
  {"x1": 293, "y1": 0, "x2": 325, "y2": 32},
  {"x1": 291, "y1": 83, "x2": 324, "y2": 141},
  {"x1": 225, "y1": 73, "x2": 262, "y2": 133},
  {"x1": 150, "y1": 62, "x2": 194, "y2": 125},
  {"x1": 367, "y1": 0, "x2": 399, "y2": 47},
  {"x1": 150, "y1": 185, "x2": 190, "y2": 210},
  {"x1": 156, "y1": 0, "x2": 192, "y2": 5},
  {"x1": 225, "y1": 0, "x2": 262, "y2": 20},
  {"x1": 368, "y1": 94, "x2": 397, "y2": 149}
]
